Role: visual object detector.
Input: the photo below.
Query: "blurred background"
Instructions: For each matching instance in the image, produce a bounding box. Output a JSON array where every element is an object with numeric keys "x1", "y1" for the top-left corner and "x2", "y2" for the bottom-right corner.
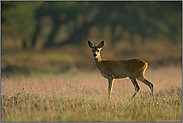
[{"x1": 1, "y1": 1, "x2": 182, "y2": 77}]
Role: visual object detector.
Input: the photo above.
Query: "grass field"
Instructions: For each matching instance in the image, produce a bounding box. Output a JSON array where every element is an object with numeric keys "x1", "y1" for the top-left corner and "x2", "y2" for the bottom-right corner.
[{"x1": 1, "y1": 66, "x2": 182, "y2": 122}]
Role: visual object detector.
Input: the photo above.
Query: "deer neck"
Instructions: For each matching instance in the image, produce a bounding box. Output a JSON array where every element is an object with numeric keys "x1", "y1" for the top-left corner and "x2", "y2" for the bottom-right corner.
[{"x1": 94, "y1": 55, "x2": 103, "y2": 69}]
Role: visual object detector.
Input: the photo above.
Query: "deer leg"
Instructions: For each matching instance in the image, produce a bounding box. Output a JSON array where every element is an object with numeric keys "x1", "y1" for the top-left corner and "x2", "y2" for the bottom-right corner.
[
  {"x1": 108, "y1": 78, "x2": 114, "y2": 100},
  {"x1": 137, "y1": 67, "x2": 154, "y2": 96},
  {"x1": 138, "y1": 76, "x2": 153, "y2": 96},
  {"x1": 130, "y1": 78, "x2": 140, "y2": 98}
]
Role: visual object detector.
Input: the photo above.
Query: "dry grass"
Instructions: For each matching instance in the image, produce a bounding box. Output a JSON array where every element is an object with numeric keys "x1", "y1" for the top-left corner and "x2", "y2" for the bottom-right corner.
[{"x1": 1, "y1": 66, "x2": 182, "y2": 122}]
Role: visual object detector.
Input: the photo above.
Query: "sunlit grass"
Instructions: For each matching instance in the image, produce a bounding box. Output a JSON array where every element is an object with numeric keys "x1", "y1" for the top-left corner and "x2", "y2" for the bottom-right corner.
[{"x1": 1, "y1": 66, "x2": 182, "y2": 122}]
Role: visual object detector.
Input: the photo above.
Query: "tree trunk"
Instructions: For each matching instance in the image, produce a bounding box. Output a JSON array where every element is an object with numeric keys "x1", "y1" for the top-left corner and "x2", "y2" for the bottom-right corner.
[
  {"x1": 44, "y1": 20, "x2": 62, "y2": 48},
  {"x1": 43, "y1": 21, "x2": 94, "y2": 48},
  {"x1": 31, "y1": 20, "x2": 41, "y2": 50}
]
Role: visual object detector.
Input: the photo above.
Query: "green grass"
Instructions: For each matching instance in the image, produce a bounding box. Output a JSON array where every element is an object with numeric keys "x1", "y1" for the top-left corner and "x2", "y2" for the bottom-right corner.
[
  {"x1": 1, "y1": 67, "x2": 182, "y2": 122},
  {"x1": 2, "y1": 41, "x2": 181, "y2": 78}
]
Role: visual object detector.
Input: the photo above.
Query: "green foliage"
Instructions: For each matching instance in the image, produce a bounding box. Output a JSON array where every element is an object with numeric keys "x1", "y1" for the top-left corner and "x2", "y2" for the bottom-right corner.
[
  {"x1": 2, "y1": 1, "x2": 43, "y2": 40},
  {"x1": 2, "y1": 1, "x2": 181, "y2": 49}
]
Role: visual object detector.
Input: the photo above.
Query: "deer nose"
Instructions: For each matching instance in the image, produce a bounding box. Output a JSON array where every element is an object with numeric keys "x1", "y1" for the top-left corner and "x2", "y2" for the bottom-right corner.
[{"x1": 93, "y1": 54, "x2": 97, "y2": 57}]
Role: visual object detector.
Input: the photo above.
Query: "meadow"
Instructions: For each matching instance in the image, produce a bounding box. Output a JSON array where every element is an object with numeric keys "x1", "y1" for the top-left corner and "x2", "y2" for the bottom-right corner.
[{"x1": 1, "y1": 66, "x2": 182, "y2": 122}]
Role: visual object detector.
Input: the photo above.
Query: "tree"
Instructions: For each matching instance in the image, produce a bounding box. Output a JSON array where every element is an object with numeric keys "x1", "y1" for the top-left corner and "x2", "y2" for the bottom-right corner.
[
  {"x1": 2, "y1": 1, "x2": 181, "y2": 50},
  {"x1": 2, "y1": 1, "x2": 43, "y2": 49},
  {"x1": 31, "y1": 1, "x2": 95, "y2": 49}
]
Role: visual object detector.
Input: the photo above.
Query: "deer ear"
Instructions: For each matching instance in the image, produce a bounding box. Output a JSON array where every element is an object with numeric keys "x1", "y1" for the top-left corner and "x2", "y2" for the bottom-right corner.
[
  {"x1": 98, "y1": 41, "x2": 104, "y2": 48},
  {"x1": 88, "y1": 40, "x2": 93, "y2": 48}
]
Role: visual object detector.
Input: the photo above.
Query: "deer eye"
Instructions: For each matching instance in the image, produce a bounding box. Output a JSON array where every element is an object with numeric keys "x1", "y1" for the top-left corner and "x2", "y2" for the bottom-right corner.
[{"x1": 92, "y1": 49, "x2": 99, "y2": 52}]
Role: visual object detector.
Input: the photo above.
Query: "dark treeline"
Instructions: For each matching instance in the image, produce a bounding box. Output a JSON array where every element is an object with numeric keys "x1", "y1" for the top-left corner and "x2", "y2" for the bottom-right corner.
[{"x1": 2, "y1": 1, "x2": 182, "y2": 50}]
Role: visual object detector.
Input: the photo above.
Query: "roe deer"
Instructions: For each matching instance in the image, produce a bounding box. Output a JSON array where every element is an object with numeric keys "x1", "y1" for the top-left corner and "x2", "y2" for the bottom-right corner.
[{"x1": 88, "y1": 40, "x2": 153, "y2": 99}]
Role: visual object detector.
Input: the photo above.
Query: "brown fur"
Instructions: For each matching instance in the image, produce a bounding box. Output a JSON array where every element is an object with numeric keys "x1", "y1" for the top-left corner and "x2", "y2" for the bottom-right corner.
[{"x1": 88, "y1": 40, "x2": 153, "y2": 99}]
